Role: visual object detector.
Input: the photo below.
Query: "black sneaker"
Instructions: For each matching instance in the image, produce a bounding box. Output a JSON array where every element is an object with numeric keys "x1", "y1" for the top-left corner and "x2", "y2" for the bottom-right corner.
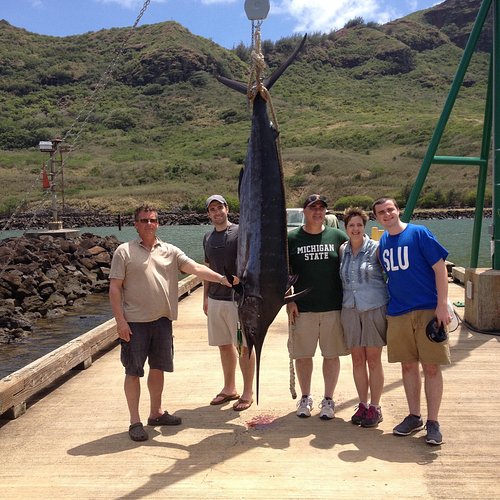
[
  {"x1": 393, "y1": 414, "x2": 424, "y2": 436},
  {"x1": 425, "y1": 420, "x2": 443, "y2": 445}
]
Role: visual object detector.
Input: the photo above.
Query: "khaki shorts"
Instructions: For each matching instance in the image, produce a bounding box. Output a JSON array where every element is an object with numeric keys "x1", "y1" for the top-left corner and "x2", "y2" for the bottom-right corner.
[
  {"x1": 288, "y1": 310, "x2": 349, "y2": 359},
  {"x1": 207, "y1": 297, "x2": 246, "y2": 347},
  {"x1": 387, "y1": 309, "x2": 451, "y2": 365}
]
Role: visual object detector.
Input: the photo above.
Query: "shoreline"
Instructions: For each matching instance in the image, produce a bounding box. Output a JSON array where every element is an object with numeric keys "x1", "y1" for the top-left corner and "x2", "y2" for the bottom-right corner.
[{"x1": 0, "y1": 207, "x2": 493, "y2": 230}]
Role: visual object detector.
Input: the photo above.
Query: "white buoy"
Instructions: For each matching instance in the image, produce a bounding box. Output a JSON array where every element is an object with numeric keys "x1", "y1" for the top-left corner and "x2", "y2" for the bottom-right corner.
[{"x1": 244, "y1": 0, "x2": 270, "y2": 20}]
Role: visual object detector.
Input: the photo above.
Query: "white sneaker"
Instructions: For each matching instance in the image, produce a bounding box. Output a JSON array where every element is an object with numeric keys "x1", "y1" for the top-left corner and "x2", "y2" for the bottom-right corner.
[
  {"x1": 296, "y1": 396, "x2": 313, "y2": 418},
  {"x1": 319, "y1": 398, "x2": 335, "y2": 420}
]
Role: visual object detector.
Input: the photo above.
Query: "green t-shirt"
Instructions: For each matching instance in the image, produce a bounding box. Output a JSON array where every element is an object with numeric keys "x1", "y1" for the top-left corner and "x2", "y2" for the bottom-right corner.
[{"x1": 288, "y1": 226, "x2": 348, "y2": 312}]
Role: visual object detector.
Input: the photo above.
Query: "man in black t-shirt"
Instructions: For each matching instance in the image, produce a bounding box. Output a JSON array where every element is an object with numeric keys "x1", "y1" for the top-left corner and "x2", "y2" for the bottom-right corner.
[{"x1": 203, "y1": 195, "x2": 255, "y2": 411}]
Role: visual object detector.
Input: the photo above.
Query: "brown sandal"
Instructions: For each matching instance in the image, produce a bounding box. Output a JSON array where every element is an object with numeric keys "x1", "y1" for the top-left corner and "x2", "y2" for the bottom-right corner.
[
  {"x1": 233, "y1": 398, "x2": 253, "y2": 411},
  {"x1": 210, "y1": 393, "x2": 240, "y2": 405}
]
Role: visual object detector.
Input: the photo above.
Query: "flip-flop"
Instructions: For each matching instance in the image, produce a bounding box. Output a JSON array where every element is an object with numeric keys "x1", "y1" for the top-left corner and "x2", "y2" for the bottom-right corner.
[
  {"x1": 210, "y1": 393, "x2": 240, "y2": 405},
  {"x1": 128, "y1": 422, "x2": 148, "y2": 441},
  {"x1": 233, "y1": 398, "x2": 253, "y2": 411}
]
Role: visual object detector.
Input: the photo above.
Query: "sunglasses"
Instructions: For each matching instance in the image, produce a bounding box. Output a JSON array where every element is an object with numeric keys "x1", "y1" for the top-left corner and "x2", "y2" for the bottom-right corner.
[
  {"x1": 137, "y1": 218, "x2": 158, "y2": 224},
  {"x1": 304, "y1": 194, "x2": 327, "y2": 208}
]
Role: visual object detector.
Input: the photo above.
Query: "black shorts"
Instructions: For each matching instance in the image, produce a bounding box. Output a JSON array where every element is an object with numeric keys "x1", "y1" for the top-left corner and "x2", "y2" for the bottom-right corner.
[{"x1": 120, "y1": 317, "x2": 173, "y2": 376}]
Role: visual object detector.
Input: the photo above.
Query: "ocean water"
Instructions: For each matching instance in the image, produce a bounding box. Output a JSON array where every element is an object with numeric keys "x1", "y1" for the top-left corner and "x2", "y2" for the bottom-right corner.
[{"x1": 0, "y1": 217, "x2": 494, "y2": 267}]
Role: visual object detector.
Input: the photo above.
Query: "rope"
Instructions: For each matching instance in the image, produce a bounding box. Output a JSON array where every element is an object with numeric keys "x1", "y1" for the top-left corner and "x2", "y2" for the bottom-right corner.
[
  {"x1": 247, "y1": 24, "x2": 266, "y2": 99},
  {"x1": 246, "y1": 23, "x2": 284, "y2": 176},
  {"x1": 289, "y1": 358, "x2": 297, "y2": 399}
]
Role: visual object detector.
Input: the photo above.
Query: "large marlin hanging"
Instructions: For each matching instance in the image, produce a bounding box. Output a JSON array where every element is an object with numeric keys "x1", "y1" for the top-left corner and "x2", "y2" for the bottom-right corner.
[{"x1": 217, "y1": 35, "x2": 307, "y2": 403}]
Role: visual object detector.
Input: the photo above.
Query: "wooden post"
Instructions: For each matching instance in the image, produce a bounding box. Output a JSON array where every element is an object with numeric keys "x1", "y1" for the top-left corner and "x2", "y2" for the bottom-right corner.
[{"x1": 464, "y1": 268, "x2": 500, "y2": 331}]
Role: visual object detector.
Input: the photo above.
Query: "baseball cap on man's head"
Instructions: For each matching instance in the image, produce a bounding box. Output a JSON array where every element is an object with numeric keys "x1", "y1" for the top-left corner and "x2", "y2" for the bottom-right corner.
[
  {"x1": 206, "y1": 194, "x2": 227, "y2": 210},
  {"x1": 303, "y1": 194, "x2": 327, "y2": 209}
]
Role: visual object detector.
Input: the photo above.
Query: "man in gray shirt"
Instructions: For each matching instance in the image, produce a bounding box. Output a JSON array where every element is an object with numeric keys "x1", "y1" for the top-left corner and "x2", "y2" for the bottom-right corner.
[{"x1": 203, "y1": 195, "x2": 255, "y2": 411}]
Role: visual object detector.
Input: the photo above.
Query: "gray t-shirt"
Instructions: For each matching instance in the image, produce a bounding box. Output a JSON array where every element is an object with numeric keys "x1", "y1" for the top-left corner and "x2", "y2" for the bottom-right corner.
[{"x1": 203, "y1": 224, "x2": 238, "y2": 301}]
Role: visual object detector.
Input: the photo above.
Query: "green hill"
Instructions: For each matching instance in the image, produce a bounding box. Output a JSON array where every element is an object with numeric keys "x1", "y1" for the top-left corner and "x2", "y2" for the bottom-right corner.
[{"x1": 0, "y1": 0, "x2": 493, "y2": 215}]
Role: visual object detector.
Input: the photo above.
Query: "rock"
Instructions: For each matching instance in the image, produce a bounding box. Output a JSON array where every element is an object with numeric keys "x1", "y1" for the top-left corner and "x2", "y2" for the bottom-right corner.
[
  {"x1": 45, "y1": 268, "x2": 60, "y2": 280},
  {"x1": 22, "y1": 294, "x2": 46, "y2": 313},
  {"x1": 77, "y1": 266, "x2": 99, "y2": 284},
  {"x1": 79, "y1": 257, "x2": 96, "y2": 270},
  {"x1": 45, "y1": 308, "x2": 66, "y2": 319},
  {"x1": 11, "y1": 328, "x2": 30, "y2": 340},
  {"x1": 0, "y1": 328, "x2": 8, "y2": 343},
  {"x1": 87, "y1": 245, "x2": 106, "y2": 256},
  {"x1": 24, "y1": 311, "x2": 42, "y2": 322},
  {"x1": 98, "y1": 267, "x2": 110, "y2": 280},
  {"x1": 1, "y1": 270, "x2": 23, "y2": 289},
  {"x1": 0, "y1": 247, "x2": 14, "y2": 261},
  {"x1": 93, "y1": 280, "x2": 110, "y2": 293},
  {"x1": 17, "y1": 276, "x2": 39, "y2": 299},
  {"x1": 0, "y1": 307, "x2": 32, "y2": 331},
  {"x1": 0, "y1": 303, "x2": 16, "y2": 316},
  {"x1": 0, "y1": 284, "x2": 12, "y2": 299},
  {"x1": 39, "y1": 285, "x2": 55, "y2": 299},
  {"x1": 45, "y1": 291, "x2": 67, "y2": 308},
  {"x1": 93, "y1": 252, "x2": 111, "y2": 265},
  {"x1": 72, "y1": 297, "x2": 88, "y2": 309}
]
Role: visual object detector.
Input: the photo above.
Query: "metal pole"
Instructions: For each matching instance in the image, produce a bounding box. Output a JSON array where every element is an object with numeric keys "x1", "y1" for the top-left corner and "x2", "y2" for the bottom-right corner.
[
  {"x1": 402, "y1": 0, "x2": 493, "y2": 222},
  {"x1": 493, "y1": 0, "x2": 500, "y2": 269},
  {"x1": 50, "y1": 150, "x2": 58, "y2": 224},
  {"x1": 471, "y1": 51, "x2": 493, "y2": 267},
  {"x1": 60, "y1": 149, "x2": 65, "y2": 213}
]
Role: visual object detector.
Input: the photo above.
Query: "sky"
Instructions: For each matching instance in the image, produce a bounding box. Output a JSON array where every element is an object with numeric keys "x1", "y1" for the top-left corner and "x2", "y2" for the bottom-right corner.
[{"x1": 1, "y1": 0, "x2": 443, "y2": 48}]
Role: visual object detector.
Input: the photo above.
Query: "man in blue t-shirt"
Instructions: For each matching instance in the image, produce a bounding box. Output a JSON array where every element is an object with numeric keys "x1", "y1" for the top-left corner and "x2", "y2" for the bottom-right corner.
[{"x1": 373, "y1": 197, "x2": 452, "y2": 446}]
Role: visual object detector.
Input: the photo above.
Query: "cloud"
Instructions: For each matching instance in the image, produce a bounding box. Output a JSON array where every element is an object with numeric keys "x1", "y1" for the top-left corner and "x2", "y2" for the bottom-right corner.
[{"x1": 271, "y1": 0, "x2": 398, "y2": 33}]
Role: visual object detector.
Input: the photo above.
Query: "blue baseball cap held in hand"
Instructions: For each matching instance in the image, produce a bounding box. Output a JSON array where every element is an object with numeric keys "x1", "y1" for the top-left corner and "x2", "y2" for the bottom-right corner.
[{"x1": 426, "y1": 318, "x2": 448, "y2": 343}]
